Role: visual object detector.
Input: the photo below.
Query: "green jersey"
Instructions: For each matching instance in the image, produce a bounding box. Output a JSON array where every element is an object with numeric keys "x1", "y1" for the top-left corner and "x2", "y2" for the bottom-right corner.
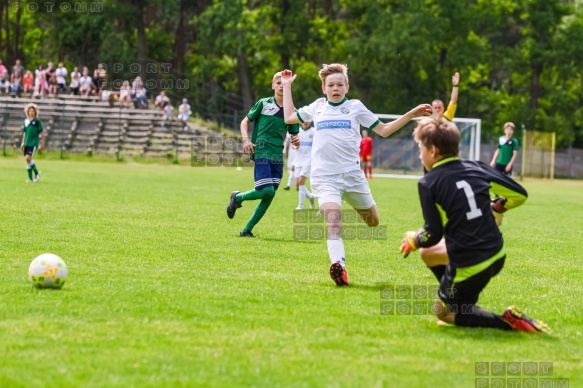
[
  {"x1": 23, "y1": 118, "x2": 44, "y2": 147},
  {"x1": 495, "y1": 136, "x2": 519, "y2": 166},
  {"x1": 247, "y1": 97, "x2": 299, "y2": 162}
]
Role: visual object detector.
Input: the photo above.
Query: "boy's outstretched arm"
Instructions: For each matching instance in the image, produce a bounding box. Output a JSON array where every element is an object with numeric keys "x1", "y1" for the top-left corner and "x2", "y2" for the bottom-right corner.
[
  {"x1": 372, "y1": 104, "x2": 432, "y2": 138},
  {"x1": 281, "y1": 69, "x2": 300, "y2": 124}
]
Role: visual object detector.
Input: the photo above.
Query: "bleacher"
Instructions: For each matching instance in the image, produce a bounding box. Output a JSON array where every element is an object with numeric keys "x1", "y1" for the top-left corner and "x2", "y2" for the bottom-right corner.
[{"x1": 0, "y1": 95, "x2": 233, "y2": 160}]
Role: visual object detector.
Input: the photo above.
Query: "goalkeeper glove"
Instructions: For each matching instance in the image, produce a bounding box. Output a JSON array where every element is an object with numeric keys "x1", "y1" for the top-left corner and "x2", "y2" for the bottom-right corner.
[
  {"x1": 491, "y1": 197, "x2": 507, "y2": 214},
  {"x1": 400, "y1": 231, "x2": 418, "y2": 258}
]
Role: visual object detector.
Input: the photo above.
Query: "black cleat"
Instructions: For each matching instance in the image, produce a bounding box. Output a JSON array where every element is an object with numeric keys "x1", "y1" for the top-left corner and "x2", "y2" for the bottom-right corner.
[
  {"x1": 240, "y1": 230, "x2": 254, "y2": 238},
  {"x1": 283, "y1": 186, "x2": 290, "y2": 191},
  {"x1": 226, "y1": 191, "x2": 242, "y2": 219}
]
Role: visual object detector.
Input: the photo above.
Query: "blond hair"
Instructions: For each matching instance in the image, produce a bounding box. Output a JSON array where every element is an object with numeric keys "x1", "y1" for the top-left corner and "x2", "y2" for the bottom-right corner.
[
  {"x1": 319, "y1": 63, "x2": 348, "y2": 85},
  {"x1": 24, "y1": 103, "x2": 39, "y2": 119},
  {"x1": 272, "y1": 71, "x2": 283, "y2": 82},
  {"x1": 504, "y1": 122, "x2": 515, "y2": 130},
  {"x1": 413, "y1": 118, "x2": 460, "y2": 158}
]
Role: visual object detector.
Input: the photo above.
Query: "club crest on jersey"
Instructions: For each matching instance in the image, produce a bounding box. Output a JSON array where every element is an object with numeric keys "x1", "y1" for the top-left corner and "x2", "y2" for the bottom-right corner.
[{"x1": 341, "y1": 108, "x2": 349, "y2": 114}]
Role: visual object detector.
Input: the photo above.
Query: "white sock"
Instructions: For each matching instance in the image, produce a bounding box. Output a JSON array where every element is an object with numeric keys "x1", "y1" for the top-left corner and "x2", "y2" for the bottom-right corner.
[
  {"x1": 298, "y1": 185, "x2": 307, "y2": 208},
  {"x1": 327, "y1": 238, "x2": 346, "y2": 267},
  {"x1": 27, "y1": 161, "x2": 33, "y2": 168},
  {"x1": 287, "y1": 171, "x2": 294, "y2": 186}
]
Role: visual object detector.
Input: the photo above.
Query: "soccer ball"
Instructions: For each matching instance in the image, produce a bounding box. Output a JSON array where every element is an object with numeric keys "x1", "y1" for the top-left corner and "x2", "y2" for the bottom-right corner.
[{"x1": 28, "y1": 253, "x2": 68, "y2": 289}]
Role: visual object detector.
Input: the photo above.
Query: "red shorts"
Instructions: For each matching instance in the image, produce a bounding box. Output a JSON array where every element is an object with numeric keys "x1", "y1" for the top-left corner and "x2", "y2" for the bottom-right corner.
[{"x1": 360, "y1": 155, "x2": 372, "y2": 162}]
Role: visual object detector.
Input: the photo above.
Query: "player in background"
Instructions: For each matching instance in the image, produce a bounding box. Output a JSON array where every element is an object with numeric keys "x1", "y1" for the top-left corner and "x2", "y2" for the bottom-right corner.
[
  {"x1": 360, "y1": 129, "x2": 373, "y2": 179},
  {"x1": 431, "y1": 72, "x2": 460, "y2": 121},
  {"x1": 226, "y1": 71, "x2": 299, "y2": 237},
  {"x1": 490, "y1": 122, "x2": 519, "y2": 177},
  {"x1": 20, "y1": 103, "x2": 45, "y2": 183},
  {"x1": 400, "y1": 118, "x2": 550, "y2": 333},
  {"x1": 282, "y1": 64, "x2": 431, "y2": 286},
  {"x1": 294, "y1": 121, "x2": 315, "y2": 210},
  {"x1": 283, "y1": 132, "x2": 298, "y2": 190}
]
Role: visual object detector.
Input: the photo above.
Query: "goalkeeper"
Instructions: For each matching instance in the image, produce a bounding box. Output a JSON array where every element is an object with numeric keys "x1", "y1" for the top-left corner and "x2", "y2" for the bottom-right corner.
[{"x1": 400, "y1": 118, "x2": 551, "y2": 333}]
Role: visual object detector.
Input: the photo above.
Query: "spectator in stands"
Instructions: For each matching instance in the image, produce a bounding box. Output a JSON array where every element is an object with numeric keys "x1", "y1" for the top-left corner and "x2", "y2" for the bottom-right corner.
[
  {"x1": 178, "y1": 98, "x2": 192, "y2": 131},
  {"x1": 154, "y1": 90, "x2": 170, "y2": 110},
  {"x1": 55, "y1": 62, "x2": 68, "y2": 93},
  {"x1": 12, "y1": 59, "x2": 24, "y2": 78},
  {"x1": 45, "y1": 62, "x2": 55, "y2": 89},
  {"x1": 0, "y1": 71, "x2": 10, "y2": 94},
  {"x1": 118, "y1": 80, "x2": 132, "y2": 108},
  {"x1": 79, "y1": 67, "x2": 95, "y2": 97},
  {"x1": 48, "y1": 70, "x2": 58, "y2": 95},
  {"x1": 135, "y1": 88, "x2": 148, "y2": 109},
  {"x1": 11, "y1": 69, "x2": 22, "y2": 96},
  {"x1": 69, "y1": 66, "x2": 81, "y2": 95},
  {"x1": 131, "y1": 76, "x2": 143, "y2": 99},
  {"x1": 34, "y1": 64, "x2": 47, "y2": 97},
  {"x1": 161, "y1": 103, "x2": 174, "y2": 128},
  {"x1": 93, "y1": 63, "x2": 107, "y2": 95},
  {"x1": 23, "y1": 70, "x2": 34, "y2": 94},
  {"x1": 0, "y1": 60, "x2": 7, "y2": 76}
]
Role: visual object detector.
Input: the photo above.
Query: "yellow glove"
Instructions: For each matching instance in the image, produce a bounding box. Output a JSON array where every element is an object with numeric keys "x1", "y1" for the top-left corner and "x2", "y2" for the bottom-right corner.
[{"x1": 400, "y1": 231, "x2": 418, "y2": 258}]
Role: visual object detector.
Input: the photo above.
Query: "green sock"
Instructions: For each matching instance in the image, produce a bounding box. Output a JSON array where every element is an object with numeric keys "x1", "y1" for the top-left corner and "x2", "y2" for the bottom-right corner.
[
  {"x1": 27, "y1": 169, "x2": 33, "y2": 180},
  {"x1": 243, "y1": 196, "x2": 274, "y2": 232},
  {"x1": 239, "y1": 186, "x2": 276, "y2": 232},
  {"x1": 31, "y1": 164, "x2": 38, "y2": 175},
  {"x1": 237, "y1": 189, "x2": 264, "y2": 202}
]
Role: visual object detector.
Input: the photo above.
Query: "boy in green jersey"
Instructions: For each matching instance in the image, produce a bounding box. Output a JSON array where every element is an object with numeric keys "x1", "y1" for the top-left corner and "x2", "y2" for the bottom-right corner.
[
  {"x1": 226, "y1": 71, "x2": 300, "y2": 237},
  {"x1": 20, "y1": 103, "x2": 45, "y2": 183},
  {"x1": 490, "y1": 122, "x2": 519, "y2": 176}
]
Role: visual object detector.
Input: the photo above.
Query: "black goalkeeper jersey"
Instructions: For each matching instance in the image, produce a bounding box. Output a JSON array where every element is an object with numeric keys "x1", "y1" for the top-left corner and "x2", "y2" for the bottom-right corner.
[{"x1": 415, "y1": 157, "x2": 527, "y2": 268}]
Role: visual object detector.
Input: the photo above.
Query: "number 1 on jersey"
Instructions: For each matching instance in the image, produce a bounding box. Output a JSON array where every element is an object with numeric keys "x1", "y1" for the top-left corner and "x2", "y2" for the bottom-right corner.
[{"x1": 456, "y1": 180, "x2": 483, "y2": 220}]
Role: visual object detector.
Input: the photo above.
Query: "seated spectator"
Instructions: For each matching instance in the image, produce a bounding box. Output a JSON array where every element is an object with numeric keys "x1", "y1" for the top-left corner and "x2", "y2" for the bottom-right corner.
[
  {"x1": 0, "y1": 71, "x2": 10, "y2": 94},
  {"x1": 55, "y1": 62, "x2": 68, "y2": 93},
  {"x1": 48, "y1": 71, "x2": 58, "y2": 95},
  {"x1": 69, "y1": 66, "x2": 81, "y2": 95},
  {"x1": 79, "y1": 67, "x2": 95, "y2": 97},
  {"x1": 135, "y1": 88, "x2": 148, "y2": 109},
  {"x1": 154, "y1": 90, "x2": 170, "y2": 110},
  {"x1": 131, "y1": 76, "x2": 143, "y2": 99},
  {"x1": 178, "y1": 98, "x2": 192, "y2": 131},
  {"x1": 45, "y1": 61, "x2": 55, "y2": 92},
  {"x1": 12, "y1": 59, "x2": 24, "y2": 79},
  {"x1": 23, "y1": 70, "x2": 34, "y2": 94},
  {"x1": 11, "y1": 69, "x2": 22, "y2": 96},
  {"x1": 119, "y1": 80, "x2": 132, "y2": 108},
  {"x1": 161, "y1": 103, "x2": 173, "y2": 128},
  {"x1": 0, "y1": 60, "x2": 7, "y2": 76},
  {"x1": 93, "y1": 63, "x2": 107, "y2": 95}
]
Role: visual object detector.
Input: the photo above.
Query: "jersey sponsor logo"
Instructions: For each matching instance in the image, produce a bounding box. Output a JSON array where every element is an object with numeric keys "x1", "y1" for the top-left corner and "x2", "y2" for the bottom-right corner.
[
  {"x1": 299, "y1": 141, "x2": 313, "y2": 146},
  {"x1": 316, "y1": 120, "x2": 351, "y2": 131},
  {"x1": 341, "y1": 108, "x2": 349, "y2": 114},
  {"x1": 262, "y1": 102, "x2": 280, "y2": 116}
]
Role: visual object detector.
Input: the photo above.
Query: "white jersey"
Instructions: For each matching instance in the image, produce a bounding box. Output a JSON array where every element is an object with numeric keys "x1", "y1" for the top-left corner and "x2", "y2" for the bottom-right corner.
[
  {"x1": 295, "y1": 126, "x2": 315, "y2": 168},
  {"x1": 296, "y1": 98, "x2": 380, "y2": 177},
  {"x1": 285, "y1": 132, "x2": 297, "y2": 169}
]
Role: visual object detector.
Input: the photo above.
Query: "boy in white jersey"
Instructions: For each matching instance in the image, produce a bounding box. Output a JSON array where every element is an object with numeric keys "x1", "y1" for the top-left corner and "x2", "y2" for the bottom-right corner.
[
  {"x1": 281, "y1": 64, "x2": 431, "y2": 286},
  {"x1": 295, "y1": 121, "x2": 315, "y2": 209},
  {"x1": 283, "y1": 132, "x2": 297, "y2": 190}
]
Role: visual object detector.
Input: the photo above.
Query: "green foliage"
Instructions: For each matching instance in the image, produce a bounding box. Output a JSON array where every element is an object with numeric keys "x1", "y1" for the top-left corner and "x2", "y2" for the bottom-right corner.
[{"x1": 2, "y1": 0, "x2": 583, "y2": 146}]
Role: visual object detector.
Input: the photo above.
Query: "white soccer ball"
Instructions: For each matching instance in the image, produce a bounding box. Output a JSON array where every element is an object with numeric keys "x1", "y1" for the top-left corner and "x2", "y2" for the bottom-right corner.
[{"x1": 28, "y1": 253, "x2": 68, "y2": 289}]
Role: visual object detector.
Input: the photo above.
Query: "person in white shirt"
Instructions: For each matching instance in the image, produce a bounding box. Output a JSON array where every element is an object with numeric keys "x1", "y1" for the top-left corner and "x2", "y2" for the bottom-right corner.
[
  {"x1": 282, "y1": 63, "x2": 431, "y2": 286},
  {"x1": 178, "y1": 98, "x2": 192, "y2": 130},
  {"x1": 282, "y1": 132, "x2": 297, "y2": 190},
  {"x1": 69, "y1": 66, "x2": 81, "y2": 95},
  {"x1": 294, "y1": 121, "x2": 316, "y2": 209},
  {"x1": 55, "y1": 62, "x2": 68, "y2": 93}
]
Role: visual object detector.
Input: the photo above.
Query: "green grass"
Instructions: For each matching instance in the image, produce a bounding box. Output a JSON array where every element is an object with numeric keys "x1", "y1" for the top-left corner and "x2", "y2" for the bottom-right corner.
[{"x1": 1, "y1": 155, "x2": 582, "y2": 387}]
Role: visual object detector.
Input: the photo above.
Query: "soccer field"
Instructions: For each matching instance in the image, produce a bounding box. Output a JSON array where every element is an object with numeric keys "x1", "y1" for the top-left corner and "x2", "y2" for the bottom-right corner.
[{"x1": 1, "y1": 157, "x2": 582, "y2": 387}]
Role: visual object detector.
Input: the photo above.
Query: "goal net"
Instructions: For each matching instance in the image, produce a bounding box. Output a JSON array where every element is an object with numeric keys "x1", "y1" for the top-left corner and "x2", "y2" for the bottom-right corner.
[
  {"x1": 521, "y1": 130, "x2": 555, "y2": 180},
  {"x1": 371, "y1": 115, "x2": 481, "y2": 176}
]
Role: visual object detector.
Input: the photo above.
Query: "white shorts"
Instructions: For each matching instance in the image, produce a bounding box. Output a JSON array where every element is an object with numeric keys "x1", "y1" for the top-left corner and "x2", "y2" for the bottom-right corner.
[
  {"x1": 311, "y1": 169, "x2": 375, "y2": 209},
  {"x1": 295, "y1": 164, "x2": 311, "y2": 178}
]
